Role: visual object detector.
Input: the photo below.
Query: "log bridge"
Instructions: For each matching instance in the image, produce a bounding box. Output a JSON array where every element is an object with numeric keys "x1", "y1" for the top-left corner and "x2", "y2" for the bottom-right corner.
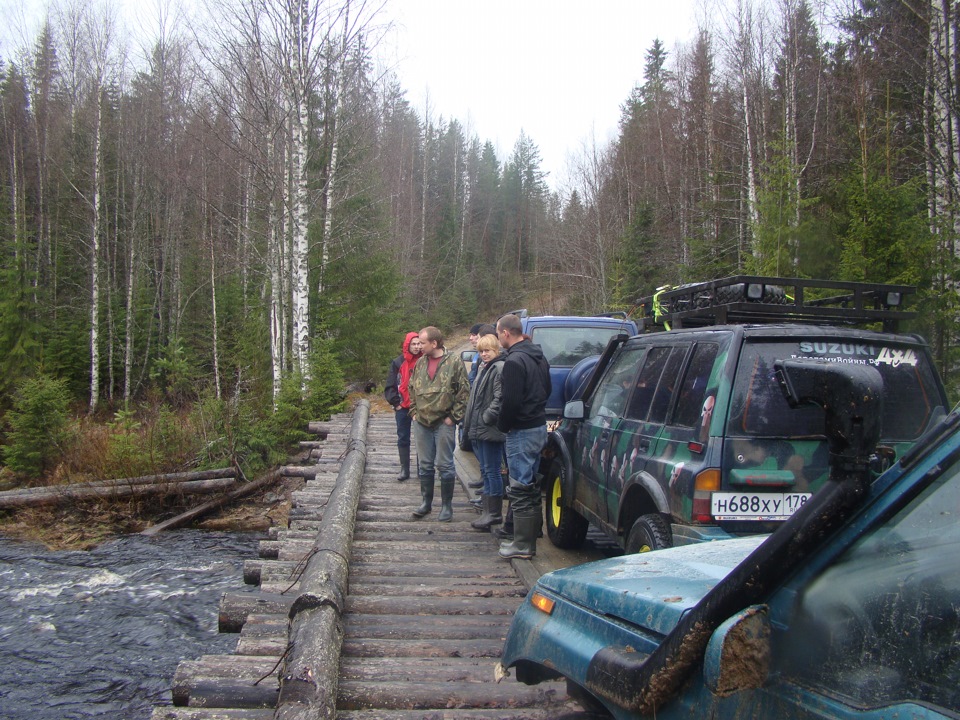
[{"x1": 150, "y1": 399, "x2": 584, "y2": 720}]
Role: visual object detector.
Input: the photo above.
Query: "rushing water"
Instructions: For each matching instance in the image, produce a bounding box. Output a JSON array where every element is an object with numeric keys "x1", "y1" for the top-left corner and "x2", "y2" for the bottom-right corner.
[{"x1": 0, "y1": 530, "x2": 263, "y2": 720}]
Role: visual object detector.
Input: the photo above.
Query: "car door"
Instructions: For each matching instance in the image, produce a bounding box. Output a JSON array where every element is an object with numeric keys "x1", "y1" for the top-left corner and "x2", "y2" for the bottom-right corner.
[
  {"x1": 619, "y1": 346, "x2": 690, "y2": 519},
  {"x1": 575, "y1": 345, "x2": 646, "y2": 526}
]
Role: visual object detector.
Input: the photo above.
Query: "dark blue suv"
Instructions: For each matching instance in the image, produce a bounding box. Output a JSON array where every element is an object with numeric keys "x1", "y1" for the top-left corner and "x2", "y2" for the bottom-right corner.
[{"x1": 506, "y1": 310, "x2": 638, "y2": 419}]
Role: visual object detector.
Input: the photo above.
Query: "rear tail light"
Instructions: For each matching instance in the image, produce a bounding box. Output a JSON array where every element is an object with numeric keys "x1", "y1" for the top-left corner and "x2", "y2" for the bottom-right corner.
[{"x1": 693, "y1": 469, "x2": 720, "y2": 523}]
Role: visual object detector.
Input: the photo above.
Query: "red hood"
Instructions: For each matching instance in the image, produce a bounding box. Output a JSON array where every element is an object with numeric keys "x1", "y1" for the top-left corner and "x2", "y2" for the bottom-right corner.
[{"x1": 402, "y1": 332, "x2": 421, "y2": 362}]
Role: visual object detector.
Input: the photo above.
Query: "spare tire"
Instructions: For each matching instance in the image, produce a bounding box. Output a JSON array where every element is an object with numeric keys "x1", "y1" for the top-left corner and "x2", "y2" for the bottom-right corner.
[
  {"x1": 564, "y1": 355, "x2": 600, "y2": 403},
  {"x1": 715, "y1": 282, "x2": 786, "y2": 305}
]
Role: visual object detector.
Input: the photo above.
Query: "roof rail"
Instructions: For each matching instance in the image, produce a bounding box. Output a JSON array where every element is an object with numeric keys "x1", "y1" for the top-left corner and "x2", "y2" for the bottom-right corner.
[
  {"x1": 596, "y1": 311, "x2": 629, "y2": 320},
  {"x1": 636, "y1": 276, "x2": 916, "y2": 333}
]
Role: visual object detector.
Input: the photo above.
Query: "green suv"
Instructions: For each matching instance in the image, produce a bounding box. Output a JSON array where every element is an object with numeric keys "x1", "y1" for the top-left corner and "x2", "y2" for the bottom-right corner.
[{"x1": 543, "y1": 276, "x2": 949, "y2": 553}]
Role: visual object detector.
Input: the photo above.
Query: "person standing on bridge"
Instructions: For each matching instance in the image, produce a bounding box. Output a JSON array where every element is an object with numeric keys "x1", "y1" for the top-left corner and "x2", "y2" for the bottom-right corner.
[
  {"x1": 496, "y1": 313, "x2": 551, "y2": 560},
  {"x1": 384, "y1": 331, "x2": 423, "y2": 482},
  {"x1": 462, "y1": 332, "x2": 506, "y2": 531},
  {"x1": 409, "y1": 326, "x2": 470, "y2": 522}
]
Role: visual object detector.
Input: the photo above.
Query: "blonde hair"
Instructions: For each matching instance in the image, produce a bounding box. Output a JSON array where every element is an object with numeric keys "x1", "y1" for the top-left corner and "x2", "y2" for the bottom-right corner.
[{"x1": 477, "y1": 334, "x2": 501, "y2": 353}]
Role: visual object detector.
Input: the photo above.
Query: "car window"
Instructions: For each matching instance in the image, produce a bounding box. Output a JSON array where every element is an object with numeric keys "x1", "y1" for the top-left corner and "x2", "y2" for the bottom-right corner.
[
  {"x1": 672, "y1": 343, "x2": 720, "y2": 428},
  {"x1": 529, "y1": 326, "x2": 627, "y2": 368},
  {"x1": 776, "y1": 458, "x2": 960, "y2": 711},
  {"x1": 727, "y1": 340, "x2": 944, "y2": 440},
  {"x1": 588, "y1": 347, "x2": 645, "y2": 420},
  {"x1": 625, "y1": 347, "x2": 671, "y2": 421},
  {"x1": 647, "y1": 347, "x2": 687, "y2": 425}
]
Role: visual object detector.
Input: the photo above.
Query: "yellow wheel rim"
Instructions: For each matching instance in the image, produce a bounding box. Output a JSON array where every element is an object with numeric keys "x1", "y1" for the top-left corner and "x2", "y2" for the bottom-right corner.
[{"x1": 550, "y1": 476, "x2": 562, "y2": 527}]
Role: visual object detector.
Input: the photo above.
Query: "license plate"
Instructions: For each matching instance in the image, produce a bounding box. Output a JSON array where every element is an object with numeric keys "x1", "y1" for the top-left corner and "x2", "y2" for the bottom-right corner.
[{"x1": 711, "y1": 492, "x2": 812, "y2": 521}]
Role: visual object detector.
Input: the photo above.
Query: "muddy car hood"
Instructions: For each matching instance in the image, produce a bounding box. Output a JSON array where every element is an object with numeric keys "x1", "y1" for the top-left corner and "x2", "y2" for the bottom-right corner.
[{"x1": 537, "y1": 536, "x2": 768, "y2": 636}]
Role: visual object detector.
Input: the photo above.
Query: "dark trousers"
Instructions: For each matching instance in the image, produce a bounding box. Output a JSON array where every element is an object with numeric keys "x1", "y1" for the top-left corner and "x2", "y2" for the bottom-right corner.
[{"x1": 395, "y1": 407, "x2": 412, "y2": 449}]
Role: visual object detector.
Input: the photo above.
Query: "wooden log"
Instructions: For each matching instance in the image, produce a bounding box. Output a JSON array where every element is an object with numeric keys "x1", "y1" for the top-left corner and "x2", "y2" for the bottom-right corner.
[
  {"x1": 275, "y1": 400, "x2": 370, "y2": 720},
  {"x1": 338, "y1": 656, "x2": 500, "y2": 682},
  {"x1": 343, "y1": 616, "x2": 510, "y2": 641},
  {"x1": 340, "y1": 637, "x2": 506, "y2": 659},
  {"x1": 297, "y1": 441, "x2": 326, "y2": 449},
  {"x1": 150, "y1": 709, "x2": 275, "y2": 720},
  {"x1": 305, "y1": 421, "x2": 331, "y2": 437},
  {"x1": 141, "y1": 469, "x2": 282, "y2": 536},
  {"x1": 344, "y1": 595, "x2": 518, "y2": 616},
  {"x1": 235, "y1": 634, "x2": 288, "y2": 657},
  {"x1": 0, "y1": 477, "x2": 237, "y2": 509},
  {"x1": 219, "y1": 592, "x2": 293, "y2": 633},
  {"x1": 174, "y1": 679, "x2": 279, "y2": 709},
  {"x1": 335, "y1": 710, "x2": 569, "y2": 720},
  {"x1": 336, "y1": 680, "x2": 569, "y2": 711},
  {"x1": 0, "y1": 467, "x2": 236, "y2": 498}
]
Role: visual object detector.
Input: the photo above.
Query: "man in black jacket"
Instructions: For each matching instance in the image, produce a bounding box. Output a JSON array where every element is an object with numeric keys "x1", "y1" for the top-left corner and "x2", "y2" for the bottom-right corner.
[{"x1": 495, "y1": 313, "x2": 551, "y2": 560}]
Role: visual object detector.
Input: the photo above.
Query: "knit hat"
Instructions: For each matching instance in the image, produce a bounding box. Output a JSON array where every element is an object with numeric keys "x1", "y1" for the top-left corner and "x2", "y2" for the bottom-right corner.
[{"x1": 469, "y1": 323, "x2": 483, "y2": 334}]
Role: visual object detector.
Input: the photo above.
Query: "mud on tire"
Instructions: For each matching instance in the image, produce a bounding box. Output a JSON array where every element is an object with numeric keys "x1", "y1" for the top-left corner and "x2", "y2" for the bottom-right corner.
[{"x1": 545, "y1": 462, "x2": 589, "y2": 549}]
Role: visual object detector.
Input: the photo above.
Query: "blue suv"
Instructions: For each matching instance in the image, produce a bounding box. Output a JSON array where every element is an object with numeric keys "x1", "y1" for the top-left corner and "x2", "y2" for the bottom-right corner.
[
  {"x1": 506, "y1": 309, "x2": 638, "y2": 419},
  {"x1": 499, "y1": 356, "x2": 960, "y2": 719}
]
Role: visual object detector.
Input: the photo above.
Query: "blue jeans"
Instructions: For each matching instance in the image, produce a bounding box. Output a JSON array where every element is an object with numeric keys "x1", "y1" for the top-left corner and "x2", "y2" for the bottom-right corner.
[
  {"x1": 413, "y1": 421, "x2": 456, "y2": 482},
  {"x1": 394, "y1": 407, "x2": 412, "y2": 449},
  {"x1": 474, "y1": 439, "x2": 505, "y2": 497},
  {"x1": 505, "y1": 425, "x2": 547, "y2": 487}
]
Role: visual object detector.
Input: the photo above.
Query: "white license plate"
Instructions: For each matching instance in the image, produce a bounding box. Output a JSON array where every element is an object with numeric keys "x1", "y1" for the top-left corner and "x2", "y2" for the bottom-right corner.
[{"x1": 711, "y1": 492, "x2": 812, "y2": 521}]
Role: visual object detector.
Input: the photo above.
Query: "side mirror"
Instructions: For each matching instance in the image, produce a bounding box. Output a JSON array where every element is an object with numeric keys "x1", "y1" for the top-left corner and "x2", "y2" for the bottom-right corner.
[
  {"x1": 703, "y1": 605, "x2": 770, "y2": 697},
  {"x1": 564, "y1": 400, "x2": 585, "y2": 420}
]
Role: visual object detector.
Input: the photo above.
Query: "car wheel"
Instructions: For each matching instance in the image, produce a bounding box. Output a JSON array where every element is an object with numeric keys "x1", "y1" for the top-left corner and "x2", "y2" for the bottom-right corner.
[
  {"x1": 564, "y1": 680, "x2": 613, "y2": 718},
  {"x1": 545, "y1": 462, "x2": 589, "y2": 549},
  {"x1": 624, "y1": 514, "x2": 672, "y2": 554}
]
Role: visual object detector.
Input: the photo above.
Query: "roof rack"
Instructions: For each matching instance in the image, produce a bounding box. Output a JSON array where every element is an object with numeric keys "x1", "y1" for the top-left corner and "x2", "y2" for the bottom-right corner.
[{"x1": 637, "y1": 276, "x2": 916, "y2": 333}]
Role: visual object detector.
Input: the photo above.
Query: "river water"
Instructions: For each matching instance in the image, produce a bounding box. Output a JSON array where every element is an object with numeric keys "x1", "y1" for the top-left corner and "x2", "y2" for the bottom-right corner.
[{"x1": 0, "y1": 530, "x2": 263, "y2": 720}]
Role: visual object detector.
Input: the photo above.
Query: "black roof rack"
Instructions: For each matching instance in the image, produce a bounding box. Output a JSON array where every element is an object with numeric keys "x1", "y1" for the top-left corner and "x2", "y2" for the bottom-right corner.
[{"x1": 637, "y1": 276, "x2": 916, "y2": 333}]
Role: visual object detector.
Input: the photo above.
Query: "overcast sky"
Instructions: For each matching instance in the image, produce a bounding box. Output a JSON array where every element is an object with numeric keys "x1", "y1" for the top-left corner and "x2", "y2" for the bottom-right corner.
[
  {"x1": 1, "y1": 0, "x2": 702, "y2": 191},
  {"x1": 379, "y1": 0, "x2": 701, "y2": 190}
]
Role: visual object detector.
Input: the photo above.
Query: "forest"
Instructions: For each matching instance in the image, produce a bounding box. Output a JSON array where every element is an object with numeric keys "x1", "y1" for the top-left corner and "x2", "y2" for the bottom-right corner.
[{"x1": 1, "y1": 0, "x2": 959, "y2": 485}]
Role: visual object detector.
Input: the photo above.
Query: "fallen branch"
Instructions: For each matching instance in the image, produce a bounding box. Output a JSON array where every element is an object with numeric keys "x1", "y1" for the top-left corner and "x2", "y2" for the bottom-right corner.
[
  {"x1": 0, "y1": 468, "x2": 236, "y2": 499},
  {"x1": 140, "y1": 468, "x2": 284, "y2": 536},
  {"x1": 0, "y1": 476, "x2": 237, "y2": 509}
]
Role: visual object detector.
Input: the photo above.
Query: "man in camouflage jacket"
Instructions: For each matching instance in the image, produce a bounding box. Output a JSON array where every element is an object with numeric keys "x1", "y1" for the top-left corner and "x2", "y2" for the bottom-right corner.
[{"x1": 408, "y1": 326, "x2": 470, "y2": 522}]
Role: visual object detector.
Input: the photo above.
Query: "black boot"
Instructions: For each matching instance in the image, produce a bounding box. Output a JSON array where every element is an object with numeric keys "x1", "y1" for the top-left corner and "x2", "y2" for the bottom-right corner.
[
  {"x1": 412, "y1": 476, "x2": 434, "y2": 519},
  {"x1": 437, "y1": 478, "x2": 455, "y2": 522},
  {"x1": 494, "y1": 501, "x2": 514, "y2": 539},
  {"x1": 471, "y1": 495, "x2": 503, "y2": 531},
  {"x1": 396, "y1": 446, "x2": 411, "y2": 482}
]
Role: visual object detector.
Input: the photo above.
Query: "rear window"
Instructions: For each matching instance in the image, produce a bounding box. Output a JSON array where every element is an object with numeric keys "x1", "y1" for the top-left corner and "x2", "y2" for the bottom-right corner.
[
  {"x1": 727, "y1": 340, "x2": 945, "y2": 441},
  {"x1": 529, "y1": 326, "x2": 628, "y2": 368}
]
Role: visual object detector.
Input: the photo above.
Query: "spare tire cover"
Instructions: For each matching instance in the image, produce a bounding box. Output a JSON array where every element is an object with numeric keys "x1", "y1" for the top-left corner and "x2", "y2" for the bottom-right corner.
[{"x1": 565, "y1": 355, "x2": 600, "y2": 403}]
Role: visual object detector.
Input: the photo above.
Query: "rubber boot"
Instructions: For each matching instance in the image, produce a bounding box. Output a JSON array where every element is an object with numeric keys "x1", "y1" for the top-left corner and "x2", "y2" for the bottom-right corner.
[
  {"x1": 498, "y1": 512, "x2": 540, "y2": 560},
  {"x1": 437, "y1": 478, "x2": 455, "y2": 522},
  {"x1": 396, "y1": 446, "x2": 410, "y2": 482},
  {"x1": 494, "y1": 503, "x2": 514, "y2": 540},
  {"x1": 411, "y1": 477, "x2": 434, "y2": 519},
  {"x1": 471, "y1": 495, "x2": 503, "y2": 531}
]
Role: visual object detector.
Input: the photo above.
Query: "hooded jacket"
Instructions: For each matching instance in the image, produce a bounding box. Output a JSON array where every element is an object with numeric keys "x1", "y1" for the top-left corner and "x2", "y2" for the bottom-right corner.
[
  {"x1": 463, "y1": 355, "x2": 506, "y2": 443},
  {"x1": 497, "y1": 339, "x2": 551, "y2": 432},
  {"x1": 408, "y1": 350, "x2": 470, "y2": 428},
  {"x1": 384, "y1": 332, "x2": 422, "y2": 410}
]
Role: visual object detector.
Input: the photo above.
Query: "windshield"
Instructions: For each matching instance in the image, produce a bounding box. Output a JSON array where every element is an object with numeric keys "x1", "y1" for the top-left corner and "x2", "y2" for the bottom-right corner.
[
  {"x1": 530, "y1": 326, "x2": 628, "y2": 368},
  {"x1": 727, "y1": 339, "x2": 945, "y2": 441}
]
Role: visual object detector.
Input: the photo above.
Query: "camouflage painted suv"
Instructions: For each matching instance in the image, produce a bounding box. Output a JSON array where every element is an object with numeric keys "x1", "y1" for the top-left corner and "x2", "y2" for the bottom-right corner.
[{"x1": 543, "y1": 276, "x2": 949, "y2": 553}]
